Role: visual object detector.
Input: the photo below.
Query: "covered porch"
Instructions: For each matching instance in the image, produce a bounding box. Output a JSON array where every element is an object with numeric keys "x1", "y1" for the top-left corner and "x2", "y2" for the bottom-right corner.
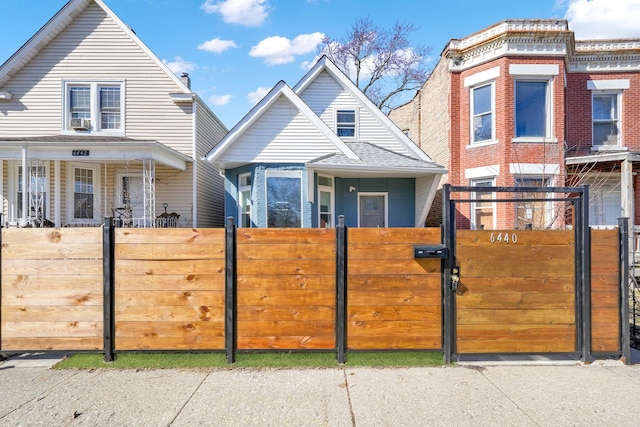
[{"x1": 0, "y1": 136, "x2": 191, "y2": 228}]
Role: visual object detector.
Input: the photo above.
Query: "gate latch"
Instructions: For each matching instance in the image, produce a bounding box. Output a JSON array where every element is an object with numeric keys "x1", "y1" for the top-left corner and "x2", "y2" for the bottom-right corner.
[{"x1": 451, "y1": 266, "x2": 460, "y2": 291}]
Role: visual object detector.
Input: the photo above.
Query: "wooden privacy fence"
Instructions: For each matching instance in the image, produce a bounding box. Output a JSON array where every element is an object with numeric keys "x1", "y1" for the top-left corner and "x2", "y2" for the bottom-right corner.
[{"x1": 0, "y1": 218, "x2": 629, "y2": 363}]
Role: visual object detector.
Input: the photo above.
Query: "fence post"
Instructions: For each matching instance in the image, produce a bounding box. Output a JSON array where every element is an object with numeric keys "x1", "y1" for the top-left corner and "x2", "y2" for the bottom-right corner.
[
  {"x1": 102, "y1": 217, "x2": 115, "y2": 362},
  {"x1": 580, "y1": 185, "x2": 593, "y2": 363},
  {"x1": 0, "y1": 213, "x2": 3, "y2": 352},
  {"x1": 336, "y1": 215, "x2": 348, "y2": 364},
  {"x1": 225, "y1": 217, "x2": 237, "y2": 364},
  {"x1": 442, "y1": 184, "x2": 455, "y2": 364},
  {"x1": 619, "y1": 217, "x2": 631, "y2": 364}
]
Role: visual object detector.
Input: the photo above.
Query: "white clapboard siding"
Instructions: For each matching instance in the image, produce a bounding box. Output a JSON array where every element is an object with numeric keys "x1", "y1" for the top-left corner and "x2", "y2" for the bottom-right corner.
[
  {"x1": 194, "y1": 98, "x2": 227, "y2": 227},
  {"x1": 220, "y1": 97, "x2": 341, "y2": 163},
  {"x1": 1, "y1": 3, "x2": 194, "y2": 156},
  {"x1": 299, "y1": 71, "x2": 416, "y2": 158}
]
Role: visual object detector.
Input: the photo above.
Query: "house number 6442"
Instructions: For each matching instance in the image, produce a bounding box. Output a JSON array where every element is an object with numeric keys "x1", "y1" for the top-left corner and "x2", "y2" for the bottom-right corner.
[{"x1": 489, "y1": 232, "x2": 518, "y2": 244}]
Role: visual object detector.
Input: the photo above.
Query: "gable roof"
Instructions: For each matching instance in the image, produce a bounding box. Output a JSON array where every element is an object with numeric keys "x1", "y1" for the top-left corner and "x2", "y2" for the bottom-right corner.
[
  {"x1": 205, "y1": 80, "x2": 358, "y2": 165},
  {"x1": 0, "y1": 0, "x2": 190, "y2": 93},
  {"x1": 293, "y1": 56, "x2": 433, "y2": 163}
]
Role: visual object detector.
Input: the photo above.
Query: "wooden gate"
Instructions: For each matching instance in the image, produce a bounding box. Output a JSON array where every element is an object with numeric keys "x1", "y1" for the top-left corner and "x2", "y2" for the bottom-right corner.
[{"x1": 455, "y1": 230, "x2": 576, "y2": 353}]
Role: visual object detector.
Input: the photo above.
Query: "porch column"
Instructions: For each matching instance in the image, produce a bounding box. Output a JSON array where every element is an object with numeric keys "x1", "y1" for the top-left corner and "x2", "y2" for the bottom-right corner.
[
  {"x1": 54, "y1": 160, "x2": 61, "y2": 227},
  {"x1": 621, "y1": 155, "x2": 634, "y2": 256},
  {"x1": 21, "y1": 145, "x2": 27, "y2": 224}
]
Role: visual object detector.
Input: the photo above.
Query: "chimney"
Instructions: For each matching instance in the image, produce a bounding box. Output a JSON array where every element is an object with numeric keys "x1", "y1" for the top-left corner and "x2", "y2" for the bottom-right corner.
[{"x1": 180, "y1": 72, "x2": 191, "y2": 89}]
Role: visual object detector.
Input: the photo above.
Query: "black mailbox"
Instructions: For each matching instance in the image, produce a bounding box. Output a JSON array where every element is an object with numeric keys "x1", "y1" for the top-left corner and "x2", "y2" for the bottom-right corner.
[{"x1": 413, "y1": 244, "x2": 448, "y2": 259}]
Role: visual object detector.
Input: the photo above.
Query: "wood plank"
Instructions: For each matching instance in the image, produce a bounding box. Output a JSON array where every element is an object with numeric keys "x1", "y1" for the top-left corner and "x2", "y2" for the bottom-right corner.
[
  {"x1": 456, "y1": 308, "x2": 575, "y2": 325},
  {"x1": 1, "y1": 274, "x2": 103, "y2": 290},
  {"x1": 348, "y1": 274, "x2": 441, "y2": 291},
  {"x1": 348, "y1": 321, "x2": 441, "y2": 336},
  {"x1": 116, "y1": 290, "x2": 224, "y2": 307},
  {"x1": 115, "y1": 321, "x2": 224, "y2": 338},
  {"x1": 237, "y1": 228, "x2": 335, "y2": 244},
  {"x1": 115, "y1": 305, "x2": 225, "y2": 322},
  {"x1": 2, "y1": 291, "x2": 102, "y2": 306},
  {"x1": 456, "y1": 248, "x2": 574, "y2": 279},
  {"x1": 238, "y1": 290, "x2": 335, "y2": 306},
  {"x1": 1, "y1": 337, "x2": 102, "y2": 351},
  {"x1": 591, "y1": 274, "x2": 618, "y2": 291},
  {"x1": 237, "y1": 305, "x2": 335, "y2": 322},
  {"x1": 237, "y1": 275, "x2": 335, "y2": 291},
  {"x1": 2, "y1": 306, "x2": 103, "y2": 322},
  {"x1": 348, "y1": 305, "x2": 441, "y2": 321},
  {"x1": 348, "y1": 228, "x2": 441, "y2": 244},
  {"x1": 236, "y1": 259, "x2": 335, "y2": 275},
  {"x1": 457, "y1": 339, "x2": 575, "y2": 353},
  {"x1": 590, "y1": 292, "x2": 620, "y2": 309},
  {"x1": 456, "y1": 324, "x2": 576, "y2": 341},
  {"x1": 348, "y1": 259, "x2": 441, "y2": 275},
  {"x1": 2, "y1": 243, "x2": 102, "y2": 260},
  {"x1": 237, "y1": 321, "x2": 334, "y2": 337},
  {"x1": 116, "y1": 336, "x2": 225, "y2": 351},
  {"x1": 115, "y1": 228, "x2": 225, "y2": 244},
  {"x1": 348, "y1": 335, "x2": 441, "y2": 350},
  {"x1": 456, "y1": 293, "x2": 575, "y2": 310},
  {"x1": 116, "y1": 243, "x2": 225, "y2": 260},
  {"x1": 2, "y1": 259, "x2": 103, "y2": 275},
  {"x1": 115, "y1": 259, "x2": 225, "y2": 275},
  {"x1": 236, "y1": 243, "x2": 335, "y2": 260},
  {"x1": 115, "y1": 274, "x2": 224, "y2": 291},
  {"x1": 591, "y1": 307, "x2": 620, "y2": 323},
  {"x1": 2, "y1": 321, "x2": 102, "y2": 338},
  {"x1": 457, "y1": 277, "x2": 574, "y2": 294},
  {"x1": 349, "y1": 243, "x2": 430, "y2": 260},
  {"x1": 1, "y1": 228, "x2": 102, "y2": 245},
  {"x1": 237, "y1": 335, "x2": 335, "y2": 350},
  {"x1": 591, "y1": 338, "x2": 620, "y2": 352},
  {"x1": 348, "y1": 290, "x2": 441, "y2": 306}
]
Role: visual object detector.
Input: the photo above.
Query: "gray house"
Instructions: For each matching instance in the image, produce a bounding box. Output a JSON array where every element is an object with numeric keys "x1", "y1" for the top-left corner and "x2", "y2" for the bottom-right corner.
[
  {"x1": 0, "y1": 0, "x2": 227, "y2": 228},
  {"x1": 206, "y1": 56, "x2": 446, "y2": 228}
]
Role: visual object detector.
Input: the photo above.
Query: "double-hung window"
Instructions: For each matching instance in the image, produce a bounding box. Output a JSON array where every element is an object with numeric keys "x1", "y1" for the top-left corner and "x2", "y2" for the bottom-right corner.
[
  {"x1": 68, "y1": 163, "x2": 101, "y2": 225},
  {"x1": 471, "y1": 83, "x2": 494, "y2": 143},
  {"x1": 64, "y1": 81, "x2": 123, "y2": 133},
  {"x1": 515, "y1": 80, "x2": 550, "y2": 138},
  {"x1": 515, "y1": 176, "x2": 552, "y2": 229},
  {"x1": 238, "y1": 173, "x2": 252, "y2": 228},
  {"x1": 592, "y1": 92, "x2": 620, "y2": 146},
  {"x1": 509, "y1": 64, "x2": 558, "y2": 141},
  {"x1": 470, "y1": 178, "x2": 495, "y2": 230},
  {"x1": 318, "y1": 175, "x2": 334, "y2": 228},
  {"x1": 336, "y1": 109, "x2": 356, "y2": 137}
]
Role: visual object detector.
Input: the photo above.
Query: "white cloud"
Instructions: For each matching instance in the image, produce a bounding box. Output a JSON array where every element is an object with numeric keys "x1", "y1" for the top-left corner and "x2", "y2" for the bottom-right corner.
[
  {"x1": 247, "y1": 86, "x2": 272, "y2": 105},
  {"x1": 201, "y1": 0, "x2": 268, "y2": 27},
  {"x1": 563, "y1": 0, "x2": 640, "y2": 39},
  {"x1": 208, "y1": 94, "x2": 233, "y2": 106},
  {"x1": 162, "y1": 56, "x2": 196, "y2": 75},
  {"x1": 249, "y1": 32, "x2": 325, "y2": 65},
  {"x1": 198, "y1": 38, "x2": 238, "y2": 54}
]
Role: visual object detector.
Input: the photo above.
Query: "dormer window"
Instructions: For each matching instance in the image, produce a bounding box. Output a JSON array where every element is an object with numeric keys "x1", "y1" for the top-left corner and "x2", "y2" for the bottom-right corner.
[
  {"x1": 64, "y1": 81, "x2": 123, "y2": 133},
  {"x1": 336, "y1": 109, "x2": 356, "y2": 137}
]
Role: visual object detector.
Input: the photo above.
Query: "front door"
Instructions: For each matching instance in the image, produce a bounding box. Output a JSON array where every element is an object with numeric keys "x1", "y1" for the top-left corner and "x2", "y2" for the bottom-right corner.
[{"x1": 359, "y1": 194, "x2": 386, "y2": 227}]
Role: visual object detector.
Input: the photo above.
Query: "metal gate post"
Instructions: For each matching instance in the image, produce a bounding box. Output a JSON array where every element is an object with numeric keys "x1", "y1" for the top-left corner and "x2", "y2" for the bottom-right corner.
[
  {"x1": 580, "y1": 185, "x2": 593, "y2": 363},
  {"x1": 225, "y1": 217, "x2": 237, "y2": 364},
  {"x1": 336, "y1": 216, "x2": 348, "y2": 364},
  {"x1": 442, "y1": 184, "x2": 455, "y2": 364},
  {"x1": 0, "y1": 214, "x2": 3, "y2": 352},
  {"x1": 102, "y1": 217, "x2": 116, "y2": 362},
  {"x1": 619, "y1": 217, "x2": 631, "y2": 364}
]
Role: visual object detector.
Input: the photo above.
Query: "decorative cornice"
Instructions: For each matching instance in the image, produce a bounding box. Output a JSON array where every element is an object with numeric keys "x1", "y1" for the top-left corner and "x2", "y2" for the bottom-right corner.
[{"x1": 445, "y1": 19, "x2": 640, "y2": 73}]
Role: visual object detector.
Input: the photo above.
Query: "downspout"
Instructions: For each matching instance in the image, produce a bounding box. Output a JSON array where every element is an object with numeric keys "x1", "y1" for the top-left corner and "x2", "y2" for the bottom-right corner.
[{"x1": 192, "y1": 100, "x2": 198, "y2": 227}]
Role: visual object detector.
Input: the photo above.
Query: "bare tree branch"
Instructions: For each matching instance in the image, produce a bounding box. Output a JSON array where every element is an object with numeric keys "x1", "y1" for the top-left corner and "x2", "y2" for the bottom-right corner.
[{"x1": 319, "y1": 17, "x2": 433, "y2": 113}]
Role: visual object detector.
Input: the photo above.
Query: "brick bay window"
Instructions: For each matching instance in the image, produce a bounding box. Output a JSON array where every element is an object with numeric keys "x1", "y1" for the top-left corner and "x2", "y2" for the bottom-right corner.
[{"x1": 64, "y1": 81, "x2": 124, "y2": 133}]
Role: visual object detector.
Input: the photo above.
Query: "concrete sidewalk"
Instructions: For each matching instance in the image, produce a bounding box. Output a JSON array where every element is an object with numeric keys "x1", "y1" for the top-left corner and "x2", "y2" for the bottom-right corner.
[{"x1": 1, "y1": 355, "x2": 640, "y2": 426}]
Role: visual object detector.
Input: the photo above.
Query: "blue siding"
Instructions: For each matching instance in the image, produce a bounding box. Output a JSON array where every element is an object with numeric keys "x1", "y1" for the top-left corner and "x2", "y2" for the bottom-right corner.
[
  {"x1": 225, "y1": 164, "x2": 310, "y2": 228},
  {"x1": 335, "y1": 177, "x2": 415, "y2": 227}
]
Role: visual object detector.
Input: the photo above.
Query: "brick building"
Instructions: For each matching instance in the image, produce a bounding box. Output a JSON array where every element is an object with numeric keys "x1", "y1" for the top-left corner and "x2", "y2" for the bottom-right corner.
[{"x1": 390, "y1": 19, "x2": 640, "y2": 230}]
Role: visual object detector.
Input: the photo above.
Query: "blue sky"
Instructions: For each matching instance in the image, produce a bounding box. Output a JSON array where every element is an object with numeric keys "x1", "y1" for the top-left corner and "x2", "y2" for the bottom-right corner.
[{"x1": 2, "y1": 0, "x2": 640, "y2": 129}]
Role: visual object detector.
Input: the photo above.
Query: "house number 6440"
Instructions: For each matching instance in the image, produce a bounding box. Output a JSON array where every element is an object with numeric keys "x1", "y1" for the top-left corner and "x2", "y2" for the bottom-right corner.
[{"x1": 489, "y1": 232, "x2": 518, "y2": 244}]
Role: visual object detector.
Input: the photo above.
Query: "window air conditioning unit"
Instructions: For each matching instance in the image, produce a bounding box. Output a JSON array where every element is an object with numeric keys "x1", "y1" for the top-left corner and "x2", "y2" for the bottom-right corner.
[{"x1": 71, "y1": 118, "x2": 90, "y2": 130}]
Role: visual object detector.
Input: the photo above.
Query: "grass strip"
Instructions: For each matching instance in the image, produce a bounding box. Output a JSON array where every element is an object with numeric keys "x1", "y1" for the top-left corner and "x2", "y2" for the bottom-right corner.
[{"x1": 54, "y1": 351, "x2": 443, "y2": 370}]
